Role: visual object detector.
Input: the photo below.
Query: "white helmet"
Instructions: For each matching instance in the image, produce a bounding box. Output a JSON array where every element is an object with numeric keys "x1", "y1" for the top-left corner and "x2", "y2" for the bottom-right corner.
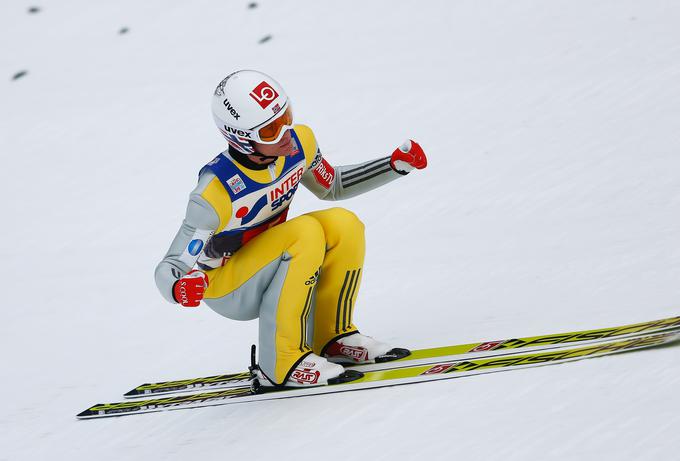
[{"x1": 211, "y1": 70, "x2": 293, "y2": 154}]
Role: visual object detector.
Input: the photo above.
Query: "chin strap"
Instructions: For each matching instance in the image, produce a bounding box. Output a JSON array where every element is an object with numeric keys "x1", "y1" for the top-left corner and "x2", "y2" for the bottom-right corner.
[
  {"x1": 228, "y1": 146, "x2": 277, "y2": 169},
  {"x1": 250, "y1": 152, "x2": 278, "y2": 160},
  {"x1": 251, "y1": 153, "x2": 277, "y2": 166}
]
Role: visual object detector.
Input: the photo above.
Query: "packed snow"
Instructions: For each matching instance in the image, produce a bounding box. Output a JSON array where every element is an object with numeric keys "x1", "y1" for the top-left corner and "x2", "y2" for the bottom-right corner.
[{"x1": 1, "y1": 0, "x2": 679, "y2": 459}]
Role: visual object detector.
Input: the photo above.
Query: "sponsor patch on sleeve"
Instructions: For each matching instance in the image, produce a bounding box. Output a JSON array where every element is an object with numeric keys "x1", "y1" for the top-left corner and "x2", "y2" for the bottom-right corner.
[
  {"x1": 312, "y1": 157, "x2": 335, "y2": 190},
  {"x1": 308, "y1": 151, "x2": 321, "y2": 169},
  {"x1": 179, "y1": 229, "x2": 215, "y2": 267}
]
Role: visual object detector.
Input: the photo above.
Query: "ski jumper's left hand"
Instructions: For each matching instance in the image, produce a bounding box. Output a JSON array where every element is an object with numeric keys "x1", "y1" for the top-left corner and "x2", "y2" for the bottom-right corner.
[
  {"x1": 173, "y1": 270, "x2": 209, "y2": 307},
  {"x1": 390, "y1": 140, "x2": 428, "y2": 175}
]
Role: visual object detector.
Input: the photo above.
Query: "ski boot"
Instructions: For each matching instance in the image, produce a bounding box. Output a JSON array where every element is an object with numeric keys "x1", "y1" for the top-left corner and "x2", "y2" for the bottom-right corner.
[
  {"x1": 251, "y1": 351, "x2": 363, "y2": 392},
  {"x1": 324, "y1": 332, "x2": 411, "y2": 364}
]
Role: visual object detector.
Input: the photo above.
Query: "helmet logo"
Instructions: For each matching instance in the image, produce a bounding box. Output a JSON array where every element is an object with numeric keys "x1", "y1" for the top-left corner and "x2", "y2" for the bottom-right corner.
[
  {"x1": 224, "y1": 125, "x2": 252, "y2": 138},
  {"x1": 214, "y1": 77, "x2": 228, "y2": 96},
  {"x1": 249, "y1": 81, "x2": 279, "y2": 109},
  {"x1": 222, "y1": 99, "x2": 240, "y2": 120}
]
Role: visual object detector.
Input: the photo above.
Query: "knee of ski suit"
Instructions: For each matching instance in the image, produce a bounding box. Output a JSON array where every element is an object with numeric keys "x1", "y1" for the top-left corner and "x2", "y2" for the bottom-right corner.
[
  {"x1": 316, "y1": 207, "x2": 365, "y2": 238},
  {"x1": 202, "y1": 213, "x2": 327, "y2": 305}
]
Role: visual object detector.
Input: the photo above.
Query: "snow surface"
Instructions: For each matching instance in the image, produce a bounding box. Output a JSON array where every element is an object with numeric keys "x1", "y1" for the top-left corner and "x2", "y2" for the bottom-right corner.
[{"x1": 2, "y1": 0, "x2": 680, "y2": 459}]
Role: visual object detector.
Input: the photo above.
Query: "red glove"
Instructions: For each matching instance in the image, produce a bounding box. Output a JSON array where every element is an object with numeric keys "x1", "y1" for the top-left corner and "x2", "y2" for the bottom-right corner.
[
  {"x1": 390, "y1": 139, "x2": 428, "y2": 175},
  {"x1": 173, "y1": 270, "x2": 209, "y2": 307}
]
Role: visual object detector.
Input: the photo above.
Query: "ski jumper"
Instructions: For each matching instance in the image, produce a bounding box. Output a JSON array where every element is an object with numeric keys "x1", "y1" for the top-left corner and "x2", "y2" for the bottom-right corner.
[{"x1": 155, "y1": 125, "x2": 405, "y2": 385}]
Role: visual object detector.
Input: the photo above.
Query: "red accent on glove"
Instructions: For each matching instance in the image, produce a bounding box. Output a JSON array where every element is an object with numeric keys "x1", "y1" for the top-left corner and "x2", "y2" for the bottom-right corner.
[
  {"x1": 390, "y1": 140, "x2": 428, "y2": 173},
  {"x1": 173, "y1": 270, "x2": 209, "y2": 307}
]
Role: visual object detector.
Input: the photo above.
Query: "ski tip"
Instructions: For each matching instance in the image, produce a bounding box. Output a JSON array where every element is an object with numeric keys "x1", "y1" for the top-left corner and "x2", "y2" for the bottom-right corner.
[
  {"x1": 76, "y1": 405, "x2": 102, "y2": 419},
  {"x1": 123, "y1": 387, "x2": 158, "y2": 398},
  {"x1": 122, "y1": 383, "x2": 154, "y2": 398}
]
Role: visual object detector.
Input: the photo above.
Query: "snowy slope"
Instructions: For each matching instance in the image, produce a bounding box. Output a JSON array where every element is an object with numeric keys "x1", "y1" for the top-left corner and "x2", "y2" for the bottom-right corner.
[{"x1": 1, "y1": 0, "x2": 680, "y2": 459}]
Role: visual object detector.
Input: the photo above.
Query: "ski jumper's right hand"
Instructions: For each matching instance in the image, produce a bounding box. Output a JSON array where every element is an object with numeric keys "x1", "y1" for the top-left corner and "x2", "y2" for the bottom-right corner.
[
  {"x1": 173, "y1": 270, "x2": 209, "y2": 307},
  {"x1": 390, "y1": 140, "x2": 428, "y2": 175}
]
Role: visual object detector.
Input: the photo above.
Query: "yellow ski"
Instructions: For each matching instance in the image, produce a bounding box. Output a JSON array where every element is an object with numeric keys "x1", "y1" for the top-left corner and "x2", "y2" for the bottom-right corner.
[
  {"x1": 78, "y1": 329, "x2": 680, "y2": 419},
  {"x1": 123, "y1": 315, "x2": 680, "y2": 398}
]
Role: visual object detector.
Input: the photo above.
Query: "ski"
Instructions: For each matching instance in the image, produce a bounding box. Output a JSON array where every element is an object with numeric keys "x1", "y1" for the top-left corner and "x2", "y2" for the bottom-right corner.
[
  {"x1": 123, "y1": 315, "x2": 680, "y2": 398},
  {"x1": 77, "y1": 329, "x2": 680, "y2": 419}
]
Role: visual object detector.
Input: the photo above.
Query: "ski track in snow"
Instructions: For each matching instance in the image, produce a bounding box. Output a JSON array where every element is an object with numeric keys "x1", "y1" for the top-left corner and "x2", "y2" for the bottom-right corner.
[{"x1": 1, "y1": 0, "x2": 679, "y2": 460}]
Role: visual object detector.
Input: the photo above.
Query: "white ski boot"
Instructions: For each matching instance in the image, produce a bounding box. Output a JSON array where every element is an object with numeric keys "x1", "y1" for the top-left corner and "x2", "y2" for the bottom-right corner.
[
  {"x1": 324, "y1": 332, "x2": 411, "y2": 364},
  {"x1": 253, "y1": 353, "x2": 361, "y2": 389}
]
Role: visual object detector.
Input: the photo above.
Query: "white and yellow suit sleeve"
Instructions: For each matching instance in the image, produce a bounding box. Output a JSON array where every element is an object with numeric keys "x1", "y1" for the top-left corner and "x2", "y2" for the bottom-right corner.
[
  {"x1": 296, "y1": 125, "x2": 404, "y2": 201},
  {"x1": 153, "y1": 173, "x2": 226, "y2": 303}
]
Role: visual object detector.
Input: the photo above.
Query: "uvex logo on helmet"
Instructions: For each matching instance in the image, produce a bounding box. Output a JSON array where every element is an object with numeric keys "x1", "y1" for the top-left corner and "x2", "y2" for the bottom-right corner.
[
  {"x1": 224, "y1": 125, "x2": 252, "y2": 138},
  {"x1": 222, "y1": 99, "x2": 240, "y2": 120},
  {"x1": 249, "y1": 81, "x2": 279, "y2": 109}
]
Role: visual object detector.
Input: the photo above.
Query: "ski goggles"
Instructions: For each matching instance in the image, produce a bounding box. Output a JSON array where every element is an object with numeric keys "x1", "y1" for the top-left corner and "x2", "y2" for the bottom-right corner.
[{"x1": 252, "y1": 104, "x2": 294, "y2": 144}]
